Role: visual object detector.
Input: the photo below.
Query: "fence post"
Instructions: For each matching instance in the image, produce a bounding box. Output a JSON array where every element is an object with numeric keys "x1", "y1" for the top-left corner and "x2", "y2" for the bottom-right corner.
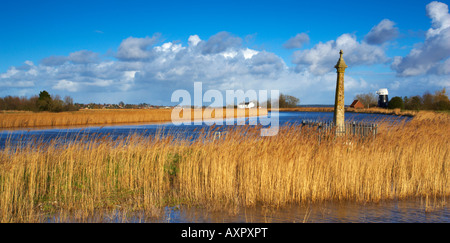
[
  {"x1": 318, "y1": 122, "x2": 322, "y2": 145},
  {"x1": 352, "y1": 121, "x2": 355, "y2": 136}
]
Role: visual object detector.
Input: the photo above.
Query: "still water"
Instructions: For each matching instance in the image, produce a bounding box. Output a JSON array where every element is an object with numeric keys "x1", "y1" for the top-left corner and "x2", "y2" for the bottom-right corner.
[
  {"x1": 4, "y1": 111, "x2": 444, "y2": 223},
  {"x1": 48, "y1": 199, "x2": 449, "y2": 223},
  {"x1": 0, "y1": 111, "x2": 409, "y2": 148}
]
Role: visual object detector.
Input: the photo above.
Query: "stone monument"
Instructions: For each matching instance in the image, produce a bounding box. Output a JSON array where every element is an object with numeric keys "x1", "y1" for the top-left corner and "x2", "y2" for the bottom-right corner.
[{"x1": 333, "y1": 50, "x2": 347, "y2": 135}]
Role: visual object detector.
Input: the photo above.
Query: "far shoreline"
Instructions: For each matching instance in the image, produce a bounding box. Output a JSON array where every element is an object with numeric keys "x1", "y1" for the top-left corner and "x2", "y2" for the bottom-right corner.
[
  {"x1": 273, "y1": 107, "x2": 418, "y2": 117},
  {"x1": 0, "y1": 108, "x2": 267, "y2": 130},
  {"x1": 0, "y1": 106, "x2": 426, "y2": 131}
]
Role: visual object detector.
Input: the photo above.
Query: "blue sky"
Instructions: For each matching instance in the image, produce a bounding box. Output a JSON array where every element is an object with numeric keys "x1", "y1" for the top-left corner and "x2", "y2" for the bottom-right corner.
[{"x1": 1, "y1": 0, "x2": 450, "y2": 105}]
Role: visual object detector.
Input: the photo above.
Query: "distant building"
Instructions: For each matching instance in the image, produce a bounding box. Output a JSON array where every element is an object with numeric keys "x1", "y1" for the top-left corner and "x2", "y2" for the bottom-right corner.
[
  {"x1": 237, "y1": 101, "x2": 256, "y2": 109},
  {"x1": 376, "y1": 88, "x2": 389, "y2": 108},
  {"x1": 350, "y1": 100, "x2": 365, "y2": 109}
]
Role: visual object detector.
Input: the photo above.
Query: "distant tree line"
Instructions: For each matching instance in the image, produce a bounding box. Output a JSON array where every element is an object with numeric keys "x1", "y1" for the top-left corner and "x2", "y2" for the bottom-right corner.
[
  {"x1": 355, "y1": 88, "x2": 450, "y2": 111},
  {"x1": 0, "y1": 90, "x2": 78, "y2": 112},
  {"x1": 79, "y1": 102, "x2": 154, "y2": 109},
  {"x1": 262, "y1": 93, "x2": 300, "y2": 108},
  {"x1": 389, "y1": 88, "x2": 450, "y2": 111}
]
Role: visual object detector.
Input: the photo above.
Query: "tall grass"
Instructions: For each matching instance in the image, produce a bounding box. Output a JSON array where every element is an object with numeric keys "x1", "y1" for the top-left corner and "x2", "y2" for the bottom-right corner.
[
  {"x1": 0, "y1": 108, "x2": 266, "y2": 129},
  {"x1": 0, "y1": 111, "x2": 448, "y2": 222}
]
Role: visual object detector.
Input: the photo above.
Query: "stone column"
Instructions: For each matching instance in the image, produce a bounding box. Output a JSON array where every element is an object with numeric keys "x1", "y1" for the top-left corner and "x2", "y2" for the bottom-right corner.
[{"x1": 333, "y1": 50, "x2": 347, "y2": 135}]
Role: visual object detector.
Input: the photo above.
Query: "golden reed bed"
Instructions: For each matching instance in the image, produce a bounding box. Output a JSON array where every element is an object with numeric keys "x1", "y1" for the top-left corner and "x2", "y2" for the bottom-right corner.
[
  {"x1": 0, "y1": 107, "x2": 413, "y2": 130},
  {"x1": 0, "y1": 108, "x2": 267, "y2": 129},
  {"x1": 0, "y1": 111, "x2": 448, "y2": 222}
]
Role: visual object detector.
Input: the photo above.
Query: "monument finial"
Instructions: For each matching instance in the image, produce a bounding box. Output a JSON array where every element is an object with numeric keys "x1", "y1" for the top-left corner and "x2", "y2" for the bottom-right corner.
[{"x1": 335, "y1": 49, "x2": 348, "y2": 71}]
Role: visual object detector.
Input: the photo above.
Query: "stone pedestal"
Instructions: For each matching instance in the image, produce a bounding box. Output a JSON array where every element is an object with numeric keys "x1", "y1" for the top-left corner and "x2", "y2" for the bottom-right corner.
[{"x1": 333, "y1": 50, "x2": 347, "y2": 135}]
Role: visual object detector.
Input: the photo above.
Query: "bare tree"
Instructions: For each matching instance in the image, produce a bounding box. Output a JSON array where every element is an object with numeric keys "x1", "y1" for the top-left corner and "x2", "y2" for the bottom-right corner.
[
  {"x1": 279, "y1": 93, "x2": 300, "y2": 108},
  {"x1": 354, "y1": 93, "x2": 378, "y2": 108}
]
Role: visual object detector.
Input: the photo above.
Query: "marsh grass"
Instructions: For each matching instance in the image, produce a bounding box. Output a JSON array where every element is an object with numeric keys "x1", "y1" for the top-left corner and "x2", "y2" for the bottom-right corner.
[
  {"x1": 0, "y1": 111, "x2": 448, "y2": 222},
  {"x1": 0, "y1": 108, "x2": 266, "y2": 129}
]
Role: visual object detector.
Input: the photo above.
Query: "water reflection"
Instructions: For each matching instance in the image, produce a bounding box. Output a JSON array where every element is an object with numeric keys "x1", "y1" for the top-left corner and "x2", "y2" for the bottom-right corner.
[
  {"x1": 46, "y1": 198, "x2": 449, "y2": 223},
  {"x1": 162, "y1": 199, "x2": 449, "y2": 223}
]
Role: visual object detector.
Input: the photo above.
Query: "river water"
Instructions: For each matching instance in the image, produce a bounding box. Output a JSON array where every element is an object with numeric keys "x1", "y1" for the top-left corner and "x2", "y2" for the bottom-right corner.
[
  {"x1": 160, "y1": 199, "x2": 449, "y2": 223},
  {"x1": 0, "y1": 111, "x2": 409, "y2": 148},
  {"x1": 48, "y1": 199, "x2": 449, "y2": 223},
  {"x1": 3, "y1": 111, "x2": 448, "y2": 223}
]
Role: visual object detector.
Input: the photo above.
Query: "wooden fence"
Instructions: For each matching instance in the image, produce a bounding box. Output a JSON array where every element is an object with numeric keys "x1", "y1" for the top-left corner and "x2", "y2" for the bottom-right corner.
[
  {"x1": 209, "y1": 120, "x2": 378, "y2": 141},
  {"x1": 301, "y1": 120, "x2": 378, "y2": 138}
]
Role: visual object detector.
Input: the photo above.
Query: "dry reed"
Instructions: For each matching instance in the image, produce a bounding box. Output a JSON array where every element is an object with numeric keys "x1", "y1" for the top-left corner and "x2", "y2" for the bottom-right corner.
[
  {"x1": 0, "y1": 108, "x2": 266, "y2": 129},
  {"x1": 0, "y1": 111, "x2": 448, "y2": 222}
]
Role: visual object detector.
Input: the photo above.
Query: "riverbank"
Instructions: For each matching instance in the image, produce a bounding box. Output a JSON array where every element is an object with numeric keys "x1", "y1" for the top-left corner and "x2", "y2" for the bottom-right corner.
[
  {"x1": 0, "y1": 111, "x2": 448, "y2": 222},
  {"x1": 0, "y1": 106, "x2": 423, "y2": 130},
  {"x1": 274, "y1": 107, "x2": 418, "y2": 117},
  {"x1": 0, "y1": 108, "x2": 267, "y2": 129}
]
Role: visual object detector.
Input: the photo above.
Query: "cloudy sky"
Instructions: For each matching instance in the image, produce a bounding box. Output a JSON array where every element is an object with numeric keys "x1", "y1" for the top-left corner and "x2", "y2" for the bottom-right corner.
[{"x1": 1, "y1": 0, "x2": 450, "y2": 105}]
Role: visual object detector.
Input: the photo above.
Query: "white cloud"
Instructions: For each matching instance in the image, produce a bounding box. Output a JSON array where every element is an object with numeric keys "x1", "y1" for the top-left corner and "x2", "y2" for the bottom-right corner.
[
  {"x1": 0, "y1": 80, "x2": 34, "y2": 88},
  {"x1": 198, "y1": 31, "x2": 242, "y2": 55},
  {"x1": 68, "y1": 50, "x2": 100, "y2": 64},
  {"x1": 123, "y1": 71, "x2": 137, "y2": 80},
  {"x1": 0, "y1": 31, "x2": 389, "y2": 104},
  {"x1": 2, "y1": 29, "x2": 447, "y2": 105},
  {"x1": 0, "y1": 67, "x2": 19, "y2": 79},
  {"x1": 283, "y1": 33, "x2": 310, "y2": 49},
  {"x1": 41, "y1": 50, "x2": 100, "y2": 66},
  {"x1": 41, "y1": 55, "x2": 68, "y2": 66},
  {"x1": 116, "y1": 34, "x2": 160, "y2": 61},
  {"x1": 434, "y1": 57, "x2": 450, "y2": 74},
  {"x1": 392, "y1": 1, "x2": 450, "y2": 76},
  {"x1": 0, "y1": 61, "x2": 38, "y2": 88},
  {"x1": 0, "y1": 33, "x2": 289, "y2": 99},
  {"x1": 24, "y1": 60, "x2": 35, "y2": 66},
  {"x1": 188, "y1": 35, "x2": 201, "y2": 47},
  {"x1": 426, "y1": 1, "x2": 450, "y2": 38},
  {"x1": 242, "y1": 48, "x2": 259, "y2": 59},
  {"x1": 53, "y1": 79, "x2": 79, "y2": 92},
  {"x1": 364, "y1": 19, "x2": 399, "y2": 45},
  {"x1": 292, "y1": 33, "x2": 388, "y2": 75},
  {"x1": 154, "y1": 42, "x2": 184, "y2": 53},
  {"x1": 221, "y1": 51, "x2": 238, "y2": 59}
]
